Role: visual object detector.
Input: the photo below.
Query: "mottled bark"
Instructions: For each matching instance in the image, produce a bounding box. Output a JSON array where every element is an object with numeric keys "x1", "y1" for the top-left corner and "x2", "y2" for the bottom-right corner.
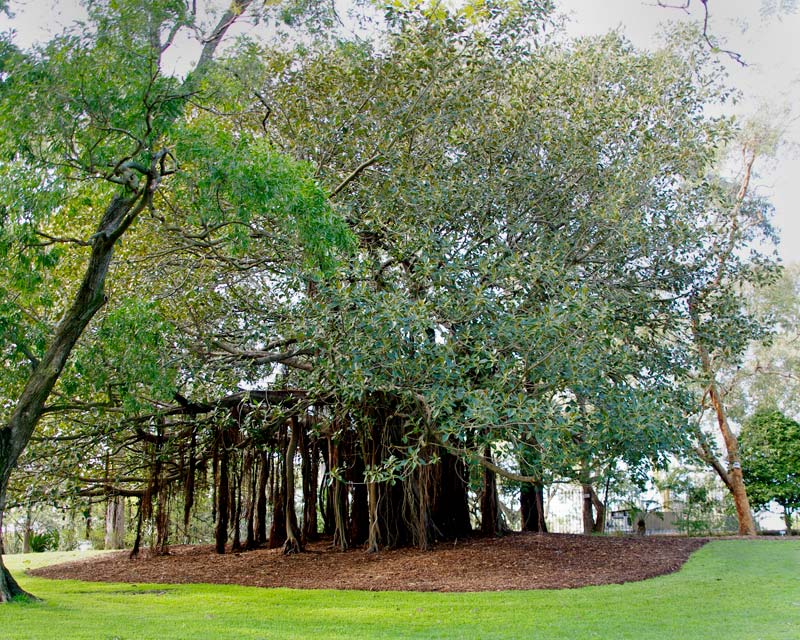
[{"x1": 692, "y1": 322, "x2": 757, "y2": 536}]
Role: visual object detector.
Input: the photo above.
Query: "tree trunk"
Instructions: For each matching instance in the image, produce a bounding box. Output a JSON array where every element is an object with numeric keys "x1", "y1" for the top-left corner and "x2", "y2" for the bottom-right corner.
[
  {"x1": 244, "y1": 452, "x2": 257, "y2": 550},
  {"x1": 283, "y1": 418, "x2": 302, "y2": 554},
  {"x1": 0, "y1": 502, "x2": 5, "y2": 555},
  {"x1": 430, "y1": 449, "x2": 472, "y2": 540},
  {"x1": 581, "y1": 483, "x2": 595, "y2": 535},
  {"x1": 366, "y1": 479, "x2": 380, "y2": 553},
  {"x1": 22, "y1": 505, "x2": 33, "y2": 554},
  {"x1": 785, "y1": 508, "x2": 794, "y2": 535},
  {"x1": 255, "y1": 451, "x2": 269, "y2": 545},
  {"x1": 215, "y1": 433, "x2": 230, "y2": 554},
  {"x1": 699, "y1": 370, "x2": 757, "y2": 535},
  {"x1": 300, "y1": 430, "x2": 319, "y2": 543},
  {"x1": 480, "y1": 446, "x2": 501, "y2": 536},
  {"x1": 268, "y1": 450, "x2": 287, "y2": 549},
  {"x1": 590, "y1": 485, "x2": 606, "y2": 534},
  {"x1": 0, "y1": 193, "x2": 144, "y2": 600},
  {"x1": 690, "y1": 283, "x2": 758, "y2": 537},
  {"x1": 153, "y1": 482, "x2": 170, "y2": 556},
  {"x1": 0, "y1": 478, "x2": 32, "y2": 602},
  {"x1": 130, "y1": 497, "x2": 144, "y2": 559},
  {"x1": 231, "y1": 457, "x2": 242, "y2": 552},
  {"x1": 183, "y1": 429, "x2": 197, "y2": 544},
  {"x1": 105, "y1": 496, "x2": 126, "y2": 550},
  {"x1": 520, "y1": 483, "x2": 548, "y2": 533}
]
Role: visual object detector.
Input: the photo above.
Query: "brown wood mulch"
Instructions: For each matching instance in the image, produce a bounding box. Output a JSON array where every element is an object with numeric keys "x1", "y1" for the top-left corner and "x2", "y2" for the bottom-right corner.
[{"x1": 30, "y1": 533, "x2": 708, "y2": 592}]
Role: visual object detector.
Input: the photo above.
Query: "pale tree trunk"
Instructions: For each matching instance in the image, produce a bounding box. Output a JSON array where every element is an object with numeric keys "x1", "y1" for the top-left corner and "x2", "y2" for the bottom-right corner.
[
  {"x1": 689, "y1": 143, "x2": 759, "y2": 538},
  {"x1": 104, "y1": 496, "x2": 126, "y2": 550},
  {"x1": 692, "y1": 334, "x2": 757, "y2": 536},
  {"x1": 22, "y1": 505, "x2": 33, "y2": 554}
]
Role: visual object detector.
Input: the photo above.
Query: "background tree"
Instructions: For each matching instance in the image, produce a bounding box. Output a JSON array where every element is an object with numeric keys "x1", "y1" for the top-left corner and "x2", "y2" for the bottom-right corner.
[{"x1": 739, "y1": 410, "x2": 800, "y2": 533}]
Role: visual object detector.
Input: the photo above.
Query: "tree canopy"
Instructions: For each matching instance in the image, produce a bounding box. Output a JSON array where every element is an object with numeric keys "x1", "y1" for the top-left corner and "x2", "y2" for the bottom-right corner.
[
  {"x1": 740, "y1": 410, "x2": 800, "y2": 531},
  {"x1": 0, "y1": 0, "x2": 782, "y2": 600}
]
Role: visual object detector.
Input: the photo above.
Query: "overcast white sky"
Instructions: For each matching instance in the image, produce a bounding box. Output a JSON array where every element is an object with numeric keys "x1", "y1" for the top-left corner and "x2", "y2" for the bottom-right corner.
[
  {"x1": 2, "y1": 0, "x2": 798, "y2": 263},
  {"x1": 558, "y1": 0, "x2": 800, "y2": 265}
]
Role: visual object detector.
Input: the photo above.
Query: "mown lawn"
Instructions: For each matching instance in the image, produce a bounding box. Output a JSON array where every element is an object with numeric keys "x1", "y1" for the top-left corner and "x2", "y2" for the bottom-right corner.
[{"x1": 0, "y1": 539, "x2": 797, "y2": 640}]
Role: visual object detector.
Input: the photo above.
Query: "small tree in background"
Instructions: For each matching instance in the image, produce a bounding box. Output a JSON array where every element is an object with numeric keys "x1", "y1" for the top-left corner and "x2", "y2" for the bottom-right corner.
[{"x1": 740, "y1": 410, "x2": 800, "y2": 533}]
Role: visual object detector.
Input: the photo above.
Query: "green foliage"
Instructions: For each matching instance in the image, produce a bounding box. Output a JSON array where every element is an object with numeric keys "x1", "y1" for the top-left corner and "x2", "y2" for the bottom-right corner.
[
  {"x1": 27, "y1": 530, "x2": 59, "y2": 553},
  {"x1": 62, "y1": 299, "x2": 178, "y2": 411},
  {"x1": 172, "y1": 118, "x2": 354, "y2": 274},
  {"x1": 740, "y1": 410, "x2": 800, "y2": 516},
  {"x1": 727, "y1": 265, "x2": 800, "y2": 419}
]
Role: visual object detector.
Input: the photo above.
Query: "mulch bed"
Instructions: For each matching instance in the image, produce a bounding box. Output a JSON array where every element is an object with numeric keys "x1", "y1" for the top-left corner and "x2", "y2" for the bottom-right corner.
[{"x1": 30, "y1": 533, "x2": 708, "y2": 592}]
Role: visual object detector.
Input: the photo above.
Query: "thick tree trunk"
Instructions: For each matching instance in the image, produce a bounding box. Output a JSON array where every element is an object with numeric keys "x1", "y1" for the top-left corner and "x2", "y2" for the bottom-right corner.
[
  {"x1": 0, "y1": 563, "x2": 28, "y2": 604},
  {"x1": 105, "y1": 496, "x2": 126, "y2": 550},
  {"x1": 784, "y1": 508, "x2": 794, "y2": 535},
  {"x1": 520, "y1": 483, "x2": 548, "y2": 533},
  {"x1": 0, "y1": 480, "x2": 33, "y2": 602},
  {"x1": 581, "y1": 483, "x2": 595, "y2": 535},
  {"x1": 590, "y1": 485, "x2": 606, "y2": 534},
  {"x1": 300, "y1": 430, "x2": 319, "y2": 543},
  {"x1": 0, "y1": 503, "x2": 5, "y2": 555},
  {"x1": 0, "y1": 193, "x2": 144, "y2": 600},
  {"x1": 268, "y1": 451, "x2": 287, "y2": 549},
  {"x1": 430, "y1": 449, "x2": 472, "y2": 540}
]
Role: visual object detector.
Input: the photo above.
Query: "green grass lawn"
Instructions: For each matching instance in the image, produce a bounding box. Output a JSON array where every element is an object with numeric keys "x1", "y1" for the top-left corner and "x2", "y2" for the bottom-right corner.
[{"x1": 0, "y1": 539, "x2": 797, "y2": 639}]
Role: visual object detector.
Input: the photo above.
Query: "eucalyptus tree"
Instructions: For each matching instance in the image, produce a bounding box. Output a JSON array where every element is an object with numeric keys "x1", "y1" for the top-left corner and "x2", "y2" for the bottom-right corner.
[
  {"x1": 0, "y1": 0, "x2": 355, "y2": 601},
  {"x1": 684, "y1": 139, "x2": 778, "y2": 536}
]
